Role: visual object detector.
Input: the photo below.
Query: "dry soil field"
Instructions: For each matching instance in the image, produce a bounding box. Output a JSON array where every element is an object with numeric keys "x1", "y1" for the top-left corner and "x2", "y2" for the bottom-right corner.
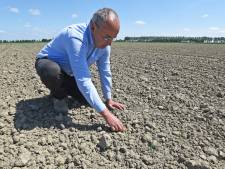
[{"x1": 0, "y1": 42, "x2": 225, "y2": 169}]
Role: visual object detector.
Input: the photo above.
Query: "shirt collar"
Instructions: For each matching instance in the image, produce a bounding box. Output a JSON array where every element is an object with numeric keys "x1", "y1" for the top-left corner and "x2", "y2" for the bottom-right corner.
[{"x1": 87, "y1": 23, "x2": 95, "y2": 46}]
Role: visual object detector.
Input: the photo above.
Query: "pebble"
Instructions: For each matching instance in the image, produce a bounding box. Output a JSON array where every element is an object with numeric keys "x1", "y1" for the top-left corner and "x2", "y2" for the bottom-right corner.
[
  {"x1": 219, "y1": 150, "x2": 225, "y2": 159},
  {"x1": 116, "y1": 154, "x2": 122, "y2": 162},
  {"x1": 207, "y1": 155, "x2": 217, "y2": 164},
  {"x1": 68, "y1": 163, "x2": 75, "y2": 169},
  {"x1": 199, "y1": 103, "x2": 208, "y2": 109},
  {"x1": 203, "y1": 147, "x2": 218, "y2": 157},
  {"x1": 98, "y1": 134, "x2": 112, "y2": 151},
  {"x1": 90, "y1": 135, "x2": 98, "y2": 144},
  {"x1": 216, "y1": 92, "x2": 224, "y2": 98},
  {"x1": 55, "y1": 155, "x2": 66, "y2": 166},
  {"x1": 141, "y1": 133, "x2": 152, "y2": 143},
  {"x1": 97, "y1": 126, "x2": 102, "y2": 132},
  {"x1": 16, "y1": 148, "x2": 31, "y2": 167},
  {"x1": 39, "y1": 137, "x2": 47, "y2": 146},
  {"x1": 119, "y1": 146, "x2": 127, "y2": 153},
  {"x1": 0, "y1": 147, "x2": 4, "y2": 154},
  {"x1": 200, "y1": 154, "x2": 207, "y2": 160},
  {"x1": 12, "y1": 135, "x2": 20, "y2": 144},
  {"x1": 59, "y1": 123, "x2": 65, "y2": 129},
  {"x1": 107, "y1": 151, "x2": 115, "y2": 160},
  {"x1": 172, "y1": 131, "x2": 181, "y2": 136},
  {"x1": 185, "y1": 159, "x2": 210, "y2": 169},
  {"x1": 141, "y1": 155, "x2": 152, "y2": 165},
  {"x1": 60, "y1": 143, "x2": 68, "y2": 150},
  {"x1": 158, "y1": 106, "x2": 164, "y2": 110},
  {"x1": 0, "y1": 122, "x2": 4, "y2": 129}
]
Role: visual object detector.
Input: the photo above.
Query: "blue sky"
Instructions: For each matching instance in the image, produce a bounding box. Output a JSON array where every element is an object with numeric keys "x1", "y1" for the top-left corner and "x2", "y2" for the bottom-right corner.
[{"x1": 0, "y1": 0, "x2": 225, "y2": 40}]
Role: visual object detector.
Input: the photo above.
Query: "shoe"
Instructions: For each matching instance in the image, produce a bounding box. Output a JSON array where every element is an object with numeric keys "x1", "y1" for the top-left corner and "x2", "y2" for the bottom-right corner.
[{"x1": 53, "y1": 98, "x2": 68, "y2": 114}]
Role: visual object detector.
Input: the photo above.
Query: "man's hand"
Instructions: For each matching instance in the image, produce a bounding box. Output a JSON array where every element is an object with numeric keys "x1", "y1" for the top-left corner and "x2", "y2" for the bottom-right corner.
[
  {"x1": 100, "y1": 108, "x2": 126, "y2": 132},
  {"x1": 106, "y1": 99, "x2": 125, "y2": 111}
]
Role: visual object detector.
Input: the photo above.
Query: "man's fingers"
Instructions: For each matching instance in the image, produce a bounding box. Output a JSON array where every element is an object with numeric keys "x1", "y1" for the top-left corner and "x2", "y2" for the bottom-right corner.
[
  {"x1": 111, "y1": 103, "x2": 124, "y2": 110},
  {"x1": 111, "y1": 126, "x2": 116, "y2": 131},
  {"x1": 108, "y1": 104, "x2": 115, "y2": 110}
]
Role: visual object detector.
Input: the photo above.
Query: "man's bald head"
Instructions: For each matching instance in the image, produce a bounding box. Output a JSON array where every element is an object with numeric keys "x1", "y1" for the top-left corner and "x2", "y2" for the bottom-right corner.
[
  {"x1": 91, "y1": 8, "x2": 120, "y2": 29},
  {"x1": 90, "y1": 8, "x2": 120, "y2": 48}
]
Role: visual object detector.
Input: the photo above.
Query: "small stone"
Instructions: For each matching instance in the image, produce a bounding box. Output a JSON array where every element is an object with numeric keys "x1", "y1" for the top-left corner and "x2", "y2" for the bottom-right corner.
[
  {"x1": 90, "y1": 135, "x2": 98, "y2": 144},
  {"x1": 207, "y1": 155, "x2": 217, "y2": 164},
  {"x1": 219, "y1": 151, "x2": 225, "y2": 159},
  {"x1": 141, "y1": 134, "x2": 152, "y2": 143},
  {"x1": 17, "y1": 148, "x2": 31, "y2": 167},
  {"x1": 60, "y1": 123, "x2": 65, "y2": 129},
  {"x1": 145, "y1": 126, "x2": 151, "y2": 132},
  {"x1": 12, "y1": 135, "x2": 20, "y2": 144},
  {"x1": 185, "y1": 159, "x2": 210, "y2": 169},
  {"x1": 119, "y1": 147, "x2": 127, "y2": 153},
  {"x1": 200, "y1": 154, "x2": 207, "y2": 160},
  {"x1": 97, "y1": 126, "x2": 102, "y2": 132},
  {"x1": 55, "y1": 155, "x2": 66, "y2": 166},
  {"x1": 0, "y1": 147, "x2": 4, "y2": 154},
  {"x1": 216, "y1": 92, "x2": 224, "y2": 98},
  {"x1": 172, "y1": 131, "x2": 181, "y2": 136},
  {"x1": 68, "y1": 163, "x2": 75, "y2": 169},
  {"x1": 145, "y1": 122, "x2": 156, "y2": 129},
  {"x1": 199, "y1": 103, "x2": 208, "y2": 109},
  {"x1": 98, "y1": 134, "x2": 112, "y2": 151},
  {"x1": 158, "y1": 106, "x2": 164, "y2": 110},
  {"x1": 141, "y1": 155, "x2": 152, "y2": 165},
  {"x1": 9, "y1": 106, "x2": 16, "y2": 115},
  {"x1": 107, "y1": 151, "x2": 115, "y2": 160},
  {"x1": 39, "y1": 137, "x2": 47, "y2": 146},
  {"x1": 116, "y1": 154, "x2": 122, "y2": 162},
  {"x1": 0, "y1": 122, "x2": 4, "y2": 129},
  {"x1": 171, "y1": 71, "x2": 179, "y2": 76},
  {"x1": 203, "y1": 147, "x2": 218, "y2": 157},
  {"x1": 60, "y1": 143, "x2": 68, "y2": 150},
  {"x1": 140, "y1": 76, "x2": 148, "y2": 82}
]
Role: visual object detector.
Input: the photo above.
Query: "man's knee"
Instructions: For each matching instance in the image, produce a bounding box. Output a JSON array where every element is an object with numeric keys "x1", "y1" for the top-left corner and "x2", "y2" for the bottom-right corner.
[{"x1": 35, "y1": 58, "x2": 62, "y2": 88}]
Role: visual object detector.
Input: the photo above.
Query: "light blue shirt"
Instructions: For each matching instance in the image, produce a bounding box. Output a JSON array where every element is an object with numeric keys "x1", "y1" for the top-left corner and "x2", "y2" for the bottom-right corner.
[{"x1": 37, "y1": 23, "x2": 112, "y2": 113}]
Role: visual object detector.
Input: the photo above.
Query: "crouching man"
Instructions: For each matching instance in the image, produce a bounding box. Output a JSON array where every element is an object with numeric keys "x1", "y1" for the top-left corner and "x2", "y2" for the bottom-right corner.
[{"x1": 35, "y1": 8, "x2": 126, "y2": 132}]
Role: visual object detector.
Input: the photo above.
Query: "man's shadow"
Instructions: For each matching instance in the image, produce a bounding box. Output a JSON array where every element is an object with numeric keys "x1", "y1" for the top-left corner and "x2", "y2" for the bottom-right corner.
[{"x1": 14, "y1": 96, "x2": 108, "y2": 131}]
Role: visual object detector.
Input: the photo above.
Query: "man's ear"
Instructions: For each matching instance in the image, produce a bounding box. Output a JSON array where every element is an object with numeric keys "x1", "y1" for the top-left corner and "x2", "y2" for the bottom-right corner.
[{"x1": 91, "y1": 22, "x2": 96, "y2": 32}]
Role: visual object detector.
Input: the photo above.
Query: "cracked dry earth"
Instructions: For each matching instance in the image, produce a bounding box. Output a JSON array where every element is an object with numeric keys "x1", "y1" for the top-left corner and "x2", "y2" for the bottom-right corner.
[{"x1": 0, "y1": 42, "x2": 225, "y2": 169}]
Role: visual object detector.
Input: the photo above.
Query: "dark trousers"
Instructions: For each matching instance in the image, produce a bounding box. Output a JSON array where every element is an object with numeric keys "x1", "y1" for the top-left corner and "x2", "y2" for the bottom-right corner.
[{"x1": 35, "y1": 58, "x2": 87, "y2": 104}]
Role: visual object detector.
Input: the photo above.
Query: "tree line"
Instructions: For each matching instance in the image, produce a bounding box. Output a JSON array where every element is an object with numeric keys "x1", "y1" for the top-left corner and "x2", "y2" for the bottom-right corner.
[
  {"x1": 1, "y1": 37, "x2": 225, "y2": 44},
  {"x1": 0, "y1": 39, "x2": 51, "y2": 43},
  {"x1": 121, "y1": 36, "x2": 225, "y2": 43}
]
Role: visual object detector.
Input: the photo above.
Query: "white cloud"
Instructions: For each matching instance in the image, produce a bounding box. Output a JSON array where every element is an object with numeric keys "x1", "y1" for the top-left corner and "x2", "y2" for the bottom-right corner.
[
  {"x1": 220, "y1": 30, "x2": 225, "y2": 34},
  {"x1": 209, "y1": 27, "x2": 220, "y2": 31},
  {"x1": 135, "y1": 20, "x2": 146, "y2": 25},
  {"x1": 29, "y1": 9, "x2": 40, "y2": 16},
  {"x1": 9, "y1": 7, "x2": 19, "y2": 13},
  {"x1": 183, "y1": 28, "x2": 190, "y2": 32},
  {"x1": 0, "y1": 30, "x2": 6, "y2": 33},
  {"x1": 72, "y1": 13, "x2": 78, "y2": 18},
  {"x1": 24, "y1": 23, "x2": 32, "y2": 28},
  {"x1": 201, "y1": 14, "x2": 208, "y2": 18}
]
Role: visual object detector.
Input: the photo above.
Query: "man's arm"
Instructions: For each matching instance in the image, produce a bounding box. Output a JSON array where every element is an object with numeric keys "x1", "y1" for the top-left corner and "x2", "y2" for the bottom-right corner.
[
  {"x1": 96, "y1": 46, "x2": 112, "y2": 100},
  {"x1": 96, "y1": 47, "x2": 126, "y2": 111},
  {"x1": 65, "y1": 37, "x2": 125, "y2": 131},
  {"x1": 65, "y1": 37, "x2": 106, "y2": 112}
]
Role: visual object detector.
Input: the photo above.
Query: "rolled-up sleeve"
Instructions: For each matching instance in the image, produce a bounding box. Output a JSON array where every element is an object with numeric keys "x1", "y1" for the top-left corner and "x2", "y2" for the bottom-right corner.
[
  {"x1": 96, "y1": 47, "x2": 112, "y2": 100},
  {"x1": 65, "y1": 36, "x2": 106, "y2": 113}
]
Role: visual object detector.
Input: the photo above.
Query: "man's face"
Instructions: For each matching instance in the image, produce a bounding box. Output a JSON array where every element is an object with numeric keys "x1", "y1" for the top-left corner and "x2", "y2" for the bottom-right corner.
[{"x1": 91, "y1": 19, "x2": 120, "y2": 48}]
